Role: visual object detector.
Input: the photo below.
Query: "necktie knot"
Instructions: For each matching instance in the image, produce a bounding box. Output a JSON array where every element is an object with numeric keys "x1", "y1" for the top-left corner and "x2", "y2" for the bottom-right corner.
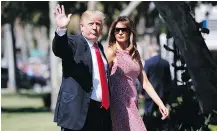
[{"x1": 93, "y1": 42, "x2": 98, "y2": 48}]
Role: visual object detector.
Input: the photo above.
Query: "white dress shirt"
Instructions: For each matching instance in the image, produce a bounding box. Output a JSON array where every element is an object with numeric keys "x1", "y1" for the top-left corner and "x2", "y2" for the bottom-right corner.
[{"x1": 56, "y1": 29, "x2": 108, "y2": 102}]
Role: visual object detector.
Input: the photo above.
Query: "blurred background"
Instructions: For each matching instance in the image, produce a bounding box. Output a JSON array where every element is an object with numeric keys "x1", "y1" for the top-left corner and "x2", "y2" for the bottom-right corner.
[{"x1": 1, "y1": 1, "x2": 217, "y2": 131}]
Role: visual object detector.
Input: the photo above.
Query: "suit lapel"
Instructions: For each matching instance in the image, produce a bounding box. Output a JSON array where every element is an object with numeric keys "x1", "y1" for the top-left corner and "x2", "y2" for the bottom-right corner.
[
  {"x1": 98, "y1": 43, "x2": 109, "y2": 74},
  {"x1": 78, "y1": 35, "x2": 93, "y2": 76}
]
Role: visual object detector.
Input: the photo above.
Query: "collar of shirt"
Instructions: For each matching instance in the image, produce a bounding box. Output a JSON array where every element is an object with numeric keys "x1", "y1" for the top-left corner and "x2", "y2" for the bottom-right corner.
[{"x1": 82, "y1": 34, "x2": 96, "y2": 48}]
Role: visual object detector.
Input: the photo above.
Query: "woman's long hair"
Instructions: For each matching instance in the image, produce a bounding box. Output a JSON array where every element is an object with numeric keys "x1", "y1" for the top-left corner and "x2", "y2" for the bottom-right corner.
[{"x1": 108, "y1": 16, "x2": 143, "y2": 71}]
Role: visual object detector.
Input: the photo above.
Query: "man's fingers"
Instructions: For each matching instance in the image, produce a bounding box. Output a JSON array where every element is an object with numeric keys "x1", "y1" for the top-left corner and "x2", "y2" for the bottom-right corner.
[
  {"x1": 61, "y1": 5, "x2": 65, "y2": 15},
  {"x1": 57, "y1": 4, "x2": 61, "y2": 15},
  {"x1": 55, "y1": 6, "x2": 59, "y2": 15},
  {"x1": 68, "y1": 14, "x2": 72, "y2": 19},
  {"x1": 59, "y1": 4, "x2": 62, "y2": 14}
]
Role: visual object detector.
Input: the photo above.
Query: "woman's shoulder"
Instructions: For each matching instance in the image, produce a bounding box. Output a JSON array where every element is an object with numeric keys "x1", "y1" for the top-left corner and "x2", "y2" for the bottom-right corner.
[{"x1": 107, "y1": 46, "x2": 116, "y2": 56}]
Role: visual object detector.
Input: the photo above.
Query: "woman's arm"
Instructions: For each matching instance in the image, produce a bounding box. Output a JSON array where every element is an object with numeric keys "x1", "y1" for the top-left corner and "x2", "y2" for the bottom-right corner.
[
  {"x1": 138, "y1": 71, "x2": 165, "y2": 107},
  {"x1": 138, "y1": 70, "x2": 169, "y2": 119}
]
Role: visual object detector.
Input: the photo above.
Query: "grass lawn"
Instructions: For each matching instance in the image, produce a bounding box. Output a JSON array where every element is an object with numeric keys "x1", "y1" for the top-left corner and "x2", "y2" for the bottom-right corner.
[
  {"x1": 2, "y1": 92, "x2": 216, "y2": 131},
  {"x1": 1, "y1": 92, "x2": 59, "y2": 131},
  {"x1": 2, "y1": 112, "x2": 59, "y2": 131}
]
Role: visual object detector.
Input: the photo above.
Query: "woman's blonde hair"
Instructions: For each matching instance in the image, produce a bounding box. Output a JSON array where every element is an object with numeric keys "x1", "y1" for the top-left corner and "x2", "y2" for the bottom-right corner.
[{"x1": 108, "y1": 16, "x2": 143, "y2": 71}]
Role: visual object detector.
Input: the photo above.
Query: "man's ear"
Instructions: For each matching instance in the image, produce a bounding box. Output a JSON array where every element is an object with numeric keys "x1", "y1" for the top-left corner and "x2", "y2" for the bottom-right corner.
[{"x1": 80, "y1": 24, "x2": 83, "y2": 32}]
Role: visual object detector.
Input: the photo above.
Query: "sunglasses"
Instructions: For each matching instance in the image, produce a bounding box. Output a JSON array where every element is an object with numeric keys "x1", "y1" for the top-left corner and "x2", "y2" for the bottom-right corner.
[{"x1": 114, "y1": 28, "x2": 129, "y2": 33}]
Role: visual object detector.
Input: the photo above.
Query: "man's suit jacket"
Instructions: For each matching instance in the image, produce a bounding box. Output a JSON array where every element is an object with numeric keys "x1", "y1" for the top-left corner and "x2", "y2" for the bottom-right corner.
[
  {"x1": 52, "y1": 33, "x2": 110, "y2": 130},
  {"x1": 144, "y1": 55, "x2": 172, "y2": 114}
]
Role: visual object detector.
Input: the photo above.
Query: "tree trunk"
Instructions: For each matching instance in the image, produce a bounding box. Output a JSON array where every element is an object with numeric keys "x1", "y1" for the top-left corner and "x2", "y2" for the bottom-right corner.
[
  {"x1": 24, "y1": 24, "x2": 34, "y2": 56},
  {"x1": 154, "y1": 2, "x2": 217, "y2": 114},
  {"x1": 4, "y1": 24, "x2": 16, "y2": 92},
  {"x1": 14, "y1": 17, "x2": 28, "y2": 62},
  {"x1": 49, "y1": 1, "x2": 62, "y2": 112},
  {"x1": 87, "y1": 1, "x2": 97, "y2": 10},
  {"x1": 120, "y1": 1, "x2": 142, "y2": 16}
]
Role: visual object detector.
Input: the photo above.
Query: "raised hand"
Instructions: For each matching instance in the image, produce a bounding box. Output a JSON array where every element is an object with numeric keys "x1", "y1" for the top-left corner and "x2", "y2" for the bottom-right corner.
[{"x1": 54, "y1": 4, "x2": 72, "y2": 29}]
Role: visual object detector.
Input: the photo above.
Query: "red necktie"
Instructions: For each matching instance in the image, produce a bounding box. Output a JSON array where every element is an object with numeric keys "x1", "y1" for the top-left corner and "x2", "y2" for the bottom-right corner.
[{"x1": 93, "y1": 43, "x2": 110, "y2": 110}]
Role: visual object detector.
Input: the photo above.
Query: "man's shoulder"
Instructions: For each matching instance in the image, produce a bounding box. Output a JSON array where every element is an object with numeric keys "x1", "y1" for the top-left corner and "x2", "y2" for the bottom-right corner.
[
  {"x1": 68, "y1": 34, "x2": 81, "y2": 40},
  {"x1": 68, "y1": 34, "x2": 86, "y2": 45},
  {"x1": 144, "y1": 59, "x2": 152, "y2": 68},
  {"x1": 145, "y1": 56, "x2": 156, "y2": 63},
  {"x1": 144, "y1": 56, "x2": 159, "y2": 67},
  {"x1": 160, "y1": 58, "x2": 170, "y2": 65}
]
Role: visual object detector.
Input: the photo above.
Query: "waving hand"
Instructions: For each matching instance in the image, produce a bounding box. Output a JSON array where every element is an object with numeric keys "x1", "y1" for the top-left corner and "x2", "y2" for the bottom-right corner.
[{"x1": 54, "y1": 4, "x2": 72, "y2": 29}]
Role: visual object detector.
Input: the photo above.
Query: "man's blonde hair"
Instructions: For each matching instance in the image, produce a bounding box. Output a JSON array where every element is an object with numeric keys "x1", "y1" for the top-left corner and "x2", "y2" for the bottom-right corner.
[{"x1": 80, "y1": 10, "x2": 105, "y2": 24}]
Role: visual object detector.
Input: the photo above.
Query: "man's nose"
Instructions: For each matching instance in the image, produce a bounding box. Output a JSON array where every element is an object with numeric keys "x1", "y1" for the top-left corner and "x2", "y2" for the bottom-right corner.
[{"x1": 92, "y1": 24, "x2": 97, "y2": 29}]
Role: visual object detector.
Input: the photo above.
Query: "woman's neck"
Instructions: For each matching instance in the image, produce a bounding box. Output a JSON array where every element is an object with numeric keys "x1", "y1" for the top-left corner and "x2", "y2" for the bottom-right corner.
[{"x1": 116, "y1": 41, "x2": 128, "y2": 50}]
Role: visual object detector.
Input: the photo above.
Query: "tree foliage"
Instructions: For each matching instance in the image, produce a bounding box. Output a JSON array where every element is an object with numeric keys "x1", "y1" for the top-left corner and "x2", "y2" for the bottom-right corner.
[{"x1": 1, "y1": 1, "x2": 49, "y2": 27}]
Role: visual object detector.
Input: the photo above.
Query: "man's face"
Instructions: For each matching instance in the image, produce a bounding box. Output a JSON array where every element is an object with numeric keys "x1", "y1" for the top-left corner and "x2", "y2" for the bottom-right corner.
[{"x1": 80, "y1": 15, "x2": 103, "y2": 42}]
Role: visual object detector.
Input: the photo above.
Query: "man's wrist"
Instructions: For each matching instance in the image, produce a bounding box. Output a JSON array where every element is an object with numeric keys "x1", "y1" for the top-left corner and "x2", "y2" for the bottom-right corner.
[
  {"x1": 56, "y1": 27, "x2": 67, "y2": 36},
  {"x1": 57, "y1": 26, "x2": 67, "y2": 30}
]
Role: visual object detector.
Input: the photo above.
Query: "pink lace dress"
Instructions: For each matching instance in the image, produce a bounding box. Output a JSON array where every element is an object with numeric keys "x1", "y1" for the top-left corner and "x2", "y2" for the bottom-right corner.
[{"x1": 110, "y1": 49, "x2": 147, "y2": 131}]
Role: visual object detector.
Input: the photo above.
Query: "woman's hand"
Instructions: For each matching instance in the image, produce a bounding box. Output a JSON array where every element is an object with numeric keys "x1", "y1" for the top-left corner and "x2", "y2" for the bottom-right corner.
[{"x1": 159, "y1": 104, "x2": 169, "y2": 120}]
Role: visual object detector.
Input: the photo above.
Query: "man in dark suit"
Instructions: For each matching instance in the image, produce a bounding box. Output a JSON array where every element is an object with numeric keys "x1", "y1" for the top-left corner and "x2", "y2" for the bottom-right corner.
[
  {"x1": 142, "y1": 43, "x2": 172, "y2": 131},
  {"x1": 52, "y1": 4, "x2": 111, "y2": 131}
]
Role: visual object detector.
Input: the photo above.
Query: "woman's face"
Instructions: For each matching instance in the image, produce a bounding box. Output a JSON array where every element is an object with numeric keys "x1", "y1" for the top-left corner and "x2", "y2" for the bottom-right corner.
[{"x1": 114, "y1": 22, "x2": 130, "y2": 44}]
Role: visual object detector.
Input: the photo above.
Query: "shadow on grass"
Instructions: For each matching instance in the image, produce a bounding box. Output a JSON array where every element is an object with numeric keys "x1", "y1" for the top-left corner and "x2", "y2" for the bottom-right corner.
[
  {"x1": 2, "y1": 91, "x2": 50, "y2": 99},
  {"x1": 18, "y1": 92, "x2": 51, "y2": 98},
  {"x1": 1, "y1": 107, "x2": 50, "y2": 113}
]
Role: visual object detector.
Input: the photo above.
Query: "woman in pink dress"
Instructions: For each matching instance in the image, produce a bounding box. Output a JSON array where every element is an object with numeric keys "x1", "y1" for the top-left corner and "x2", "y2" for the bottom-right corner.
[{"x1": 106, "y1": 16, "x2": 169, "y2": 131}]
